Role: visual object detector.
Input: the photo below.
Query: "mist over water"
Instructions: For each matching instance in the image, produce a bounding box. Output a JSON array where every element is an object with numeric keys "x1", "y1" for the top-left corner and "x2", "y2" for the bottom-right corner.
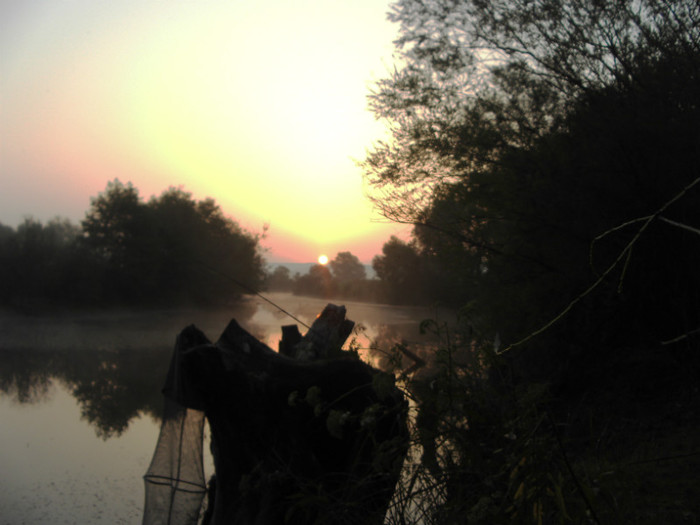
[{"x1": 0, "y1": 293, "x2": 448, "y2": 524}]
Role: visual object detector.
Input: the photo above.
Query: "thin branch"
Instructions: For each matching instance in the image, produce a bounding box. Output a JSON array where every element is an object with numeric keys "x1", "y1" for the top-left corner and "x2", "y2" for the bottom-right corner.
[
  {"x1": 658, "y1": 216, "x2": 700, "y2": 237},
  {"x1": 501, "y1": 174, "x2": 700, "y2": 353},
  {"x1": 588, "y1": 215, "x2": 651, "y2": 272},
  {"x1": 623, "y1": 450, "x2": 700, "y2": 466},
  {"x1": 661, "y1": 326, "x2": 700, "y2": 346},
  {"x1": 385, "y1": 215, "x2": 561, "y2": 274}
]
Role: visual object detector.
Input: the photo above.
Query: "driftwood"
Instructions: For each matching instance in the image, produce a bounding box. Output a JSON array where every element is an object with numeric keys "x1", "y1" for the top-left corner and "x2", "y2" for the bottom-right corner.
[{"x1": 144, "y1": 304, "x2": 408, "y2": 525}]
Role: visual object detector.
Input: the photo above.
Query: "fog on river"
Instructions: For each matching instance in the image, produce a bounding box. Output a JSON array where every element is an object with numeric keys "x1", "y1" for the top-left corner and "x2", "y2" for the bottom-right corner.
[{"x1": 0, "y1": 293, "x2": 452, "y2": 524}]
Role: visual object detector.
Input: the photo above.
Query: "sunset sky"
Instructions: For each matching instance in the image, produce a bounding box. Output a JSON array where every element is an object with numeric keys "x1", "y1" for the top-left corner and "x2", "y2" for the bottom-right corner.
[{"x1": 0, "y1": 0, "x2": 409, "y2": 263}]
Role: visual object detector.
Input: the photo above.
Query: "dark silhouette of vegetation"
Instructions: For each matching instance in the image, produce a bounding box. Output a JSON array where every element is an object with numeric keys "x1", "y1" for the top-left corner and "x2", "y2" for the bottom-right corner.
[
  {"x1": 157, "y1": 318, "x2": 407, "y2": 525},
  {"x1": 0, "y1": 304, "x2": 259, "y2": 438},
  {"x1": 0, "y1": 344, "x2": 171, "y2": 439},
  {"x1": 293, "y1": 263, "x2": 335, "y2": 298},
  {"x1": 0, "y1": 217, "x2": 86, "y2": 309},
  {"x1": 265, "y1": 265, "x2": 294, "y2": 292},
  {"x1": 266, "y1": 252, "x2": 386, "y2": 303},
  {"x1": 329, "y1": 251, "x2": 366, "y2": 285},
  {"x1": 361, "y1": 0, "x2": 700, "y2": 523},
  {"x1": 372, "y1": 236, "x2": 430, "y2": 305},
  {"x1": 0, "y1": 180, "x2": 265, "y2": 310}
]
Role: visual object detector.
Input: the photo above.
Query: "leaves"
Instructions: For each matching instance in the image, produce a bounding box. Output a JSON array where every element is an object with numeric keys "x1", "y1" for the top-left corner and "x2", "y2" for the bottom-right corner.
[
  {"x1": 80, "y1": 180, "x2": 264, "y2": 306},
  {"x1": 325, "y1": 409, "x2": 351, "y2": 439},
  {"x1": 372, "y1": 373, "x2": 397, "y2": 401}
]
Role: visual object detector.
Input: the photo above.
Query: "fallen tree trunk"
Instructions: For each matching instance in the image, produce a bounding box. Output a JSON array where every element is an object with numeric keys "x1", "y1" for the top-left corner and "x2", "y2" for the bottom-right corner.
[{"x1": 144, "y1": 304, "x2": 408, "y2": 525}]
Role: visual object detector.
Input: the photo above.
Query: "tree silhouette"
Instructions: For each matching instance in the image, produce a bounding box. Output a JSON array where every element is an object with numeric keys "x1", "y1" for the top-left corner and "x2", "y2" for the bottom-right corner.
[
  {"x1": 0, "y1": 180, "x2": 265, "y2": 310},
  {"x1": 329, "y1": 251, "x2": 366, "y2": 285},
  {"x1": 266, "y1": 265, "x2": 293, "y2": 292},
  {"x1": 81, "y1": 180, "x2": 264, "y2": 306},
  {"x1": 364, "y1": 0, "x2": 700, "y2": 350},
  {"x1": 372, "y1": 237, "x2": 426, "y2": 305},
  {"x1": 361, "y1": 4, "x2": 700, "y2": 521},
  {"x1": 293, "y1": 263, "x2": 334, "y2": 298},
  {"x1": 0, "y1": 217, "x2": 84, "y2": 309}
]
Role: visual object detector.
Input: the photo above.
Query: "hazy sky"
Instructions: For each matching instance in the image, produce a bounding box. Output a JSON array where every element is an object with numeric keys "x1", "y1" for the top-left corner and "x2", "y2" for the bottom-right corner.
[{"x1": 1, "y1": 0, "x2": 409, "y2": 262}]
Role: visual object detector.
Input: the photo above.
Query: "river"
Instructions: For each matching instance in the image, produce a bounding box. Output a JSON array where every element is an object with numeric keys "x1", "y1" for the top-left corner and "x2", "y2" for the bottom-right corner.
[{"x1": 0, "y1": 293, "x2": 451, "y2": 524}]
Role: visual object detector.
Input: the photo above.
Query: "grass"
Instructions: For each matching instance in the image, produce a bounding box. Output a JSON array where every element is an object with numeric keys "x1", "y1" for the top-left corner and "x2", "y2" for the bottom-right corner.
[{"x1": 374, "y1": 321, "x2": 700, "y2": 525}]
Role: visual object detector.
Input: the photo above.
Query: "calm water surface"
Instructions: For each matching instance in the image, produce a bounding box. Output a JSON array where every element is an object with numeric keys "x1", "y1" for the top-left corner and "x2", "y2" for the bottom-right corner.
[{"x1": 0, "y1": 294, "x2": 448, "y2": 524}]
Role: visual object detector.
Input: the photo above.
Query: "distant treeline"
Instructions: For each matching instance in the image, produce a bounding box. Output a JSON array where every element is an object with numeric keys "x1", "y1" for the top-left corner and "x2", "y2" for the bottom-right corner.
[
  {"x1": 266, "y1": 252, "x2": 378, "y2": 301},
  {"x1": 0, "y1": 180, "x2": 459, "y2": 311},
  {"x1": 267, "y1": 240, "x2": 462, "y2": 306},
  {"x1": 0, "y1": 180, "x2": 265, "y2": 310}
]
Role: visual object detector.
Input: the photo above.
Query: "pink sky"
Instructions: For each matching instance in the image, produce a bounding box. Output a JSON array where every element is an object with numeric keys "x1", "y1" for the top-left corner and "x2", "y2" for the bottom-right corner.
[{"x1": 0, "y1": 0, "x2": 410, "y2": 263}]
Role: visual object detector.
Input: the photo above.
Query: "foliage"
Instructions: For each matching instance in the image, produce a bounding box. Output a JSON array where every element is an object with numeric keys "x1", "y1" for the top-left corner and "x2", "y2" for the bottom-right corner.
[
  {"x1": 292, "y1": 263, "x2": 335, "y2": 298},
  {"x1": 0, "y1": 180, "x2": 265, "y2": 310},
  {"x1": 330, "y1": 251, "x2": 367, "y2": 287},
  {"x1": 0, "y1": 217, "x2": 86, "y2": 309},
  {"x1": 372, "y1": 236, "x2": 428, "y2": 304},
  {"x1": 363, "y1": 1, "x2": 700, "y2": 522},
  {"x1": 80, "y1": 181, "x2": 265, "y2": 306},
  {"x1": 278, "y1": 252, "x2": 385, "y2": 303},
  {"x1": 265, "y1": 265, "x2": 294, "y2": 292},
  {"x1": 379, "y1": 318, "x2": 700, "y2": 524},
  {"x1": 364, "y1": 0, "x2": 700, "y2": 375},
  {"x1": 368, "y1": 0, "x2": 700, "y2": 199},
  {"x1": 0, "y1": 343, "x2": 172, "y2": 439}
]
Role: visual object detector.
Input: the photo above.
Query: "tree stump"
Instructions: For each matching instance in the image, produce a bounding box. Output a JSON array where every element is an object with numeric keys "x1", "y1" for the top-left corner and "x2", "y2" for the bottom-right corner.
[{"x1": 143, "y1": 304, "x2": 408, "y2": 525}]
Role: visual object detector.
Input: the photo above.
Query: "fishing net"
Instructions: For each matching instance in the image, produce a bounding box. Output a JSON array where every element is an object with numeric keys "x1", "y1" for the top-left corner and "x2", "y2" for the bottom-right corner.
[
  {"x1": 142, "y1": 328, "x2": 209, "y2": 525},
  {"x1": 142, "y1": 399, "x2": 206, "y2": 525}
]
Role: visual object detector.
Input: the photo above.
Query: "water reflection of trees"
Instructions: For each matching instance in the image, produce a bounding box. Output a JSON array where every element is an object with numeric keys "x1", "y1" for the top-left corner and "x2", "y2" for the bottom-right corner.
[
  {"x1": 0, "y1": 304, "x2": 260, "y2": 438},
  {"x1": 0, "y1": 350, "x2": 56, "y2": 403},
  {"x1": 0, "y1": 346, "x2": 171, "y2": 438},
  {"x1": 67, "y1": 347, "x2": 173, "y2": 438},
  {"x1": 0, "y1": 298, "x2": 440, "y2": 439}
]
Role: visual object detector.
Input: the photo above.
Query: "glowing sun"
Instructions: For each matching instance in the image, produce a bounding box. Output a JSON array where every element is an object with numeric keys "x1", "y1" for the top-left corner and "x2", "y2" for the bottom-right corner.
[{"x1": 318, "y1": 254, "x2": 329, "y2": 265}]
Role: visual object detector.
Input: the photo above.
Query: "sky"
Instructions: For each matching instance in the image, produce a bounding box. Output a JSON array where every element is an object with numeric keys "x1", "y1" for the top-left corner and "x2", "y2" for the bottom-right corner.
[{"x1": 0, "y1": 0, "x2": 409, "y2": 263}]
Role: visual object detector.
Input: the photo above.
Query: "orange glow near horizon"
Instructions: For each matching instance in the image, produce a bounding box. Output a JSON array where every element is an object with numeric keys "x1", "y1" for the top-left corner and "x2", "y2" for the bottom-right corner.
[{"x1": 318, "y1": 254, "x2": 329, "y2": 265}]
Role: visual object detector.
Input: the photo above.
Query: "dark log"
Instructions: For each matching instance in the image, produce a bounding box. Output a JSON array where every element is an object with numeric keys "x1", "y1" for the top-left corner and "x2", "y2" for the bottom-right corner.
[
  {"x1": 278, "y1": 325, "x2": 302, "y2": 358},
  {"x1": 161, "y1": 307, "x2": 407, "y2": 525},
  {"x1": 292, "y1": 303, "x2": 355, "y2": 360}
]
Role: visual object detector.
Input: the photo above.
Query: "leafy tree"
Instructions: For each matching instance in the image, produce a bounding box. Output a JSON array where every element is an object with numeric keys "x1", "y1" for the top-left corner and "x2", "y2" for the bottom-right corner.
[
  {"x1": 329, "y1": 251, "x2": 366, "y2": 285},
  {"x1": 81, "y1": 180, "x2": 145, "y2": 265},
  {"x1": 0, "y1": 181, "x2": 263, "y2": 310},
  {"x1": 80, "y1": 180, "x2": 151, "y2": 302},
  {"x1": 372, "y1": 236, "x2": 427, "y2": 304},
  {"x1": 364, "y1": 4, "x2": 700, "y2": 521},
  {"x1": 81, "y1": 180, "x2": 264, "y2": 306},
  {"x1": 0, "y1": 223, "x2": 13, "y2": 243},
  {"x1": 266, "y1": 265, "x2": 294, "y2": 292},
  {"x1": 0, "y1": 217, "x2": 85, "y2": 308},
  {"x1": 293, "y1": 263, "x2": 334, "y2": 298},
  {"x1": 365, "y1": 0, "x2": 700, "y2": 244},
  {"x1": 365, "y1": 0, "x2": 700, "y2": 350}
]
